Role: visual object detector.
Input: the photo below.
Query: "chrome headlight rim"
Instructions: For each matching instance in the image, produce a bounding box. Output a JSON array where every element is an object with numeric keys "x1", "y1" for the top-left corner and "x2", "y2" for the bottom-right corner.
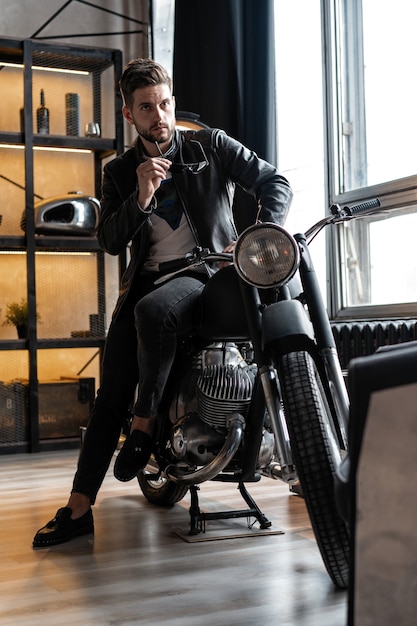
[{"x1": 233, "y1": 222, "x2": 300, "y2": 288}]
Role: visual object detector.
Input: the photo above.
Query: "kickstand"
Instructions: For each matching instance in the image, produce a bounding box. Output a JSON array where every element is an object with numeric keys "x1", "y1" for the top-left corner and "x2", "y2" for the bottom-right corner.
[{"x1": 188, "y1": 482, "x2": 272, "y2": 535}]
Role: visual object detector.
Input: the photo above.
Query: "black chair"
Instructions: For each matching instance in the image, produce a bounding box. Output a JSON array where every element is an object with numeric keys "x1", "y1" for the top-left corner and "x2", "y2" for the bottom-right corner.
[{"x1": 336, "y1": 340, "x2": 417, "y2": 625}]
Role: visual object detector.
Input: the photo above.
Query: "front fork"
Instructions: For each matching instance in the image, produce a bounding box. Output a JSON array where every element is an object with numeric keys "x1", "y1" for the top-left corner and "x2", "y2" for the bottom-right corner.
[
  {"x1": 238, "y1": 279, "x2": 298, "y2": 483},
  {"x1": 259, "y1": 364, "x2": 298, "y2": 483},
  {"x1": 295, "y1": 232, "x2": 349, "y2": 442},
  {"x1": 320, "y1": 346, "x2": 349, "y2": 447}
]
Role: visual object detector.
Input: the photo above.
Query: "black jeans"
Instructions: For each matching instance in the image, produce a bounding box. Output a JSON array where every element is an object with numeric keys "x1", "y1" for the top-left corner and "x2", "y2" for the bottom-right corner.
[{"x1": 72, "y1": 273, "x2": 205, "y2": 504}]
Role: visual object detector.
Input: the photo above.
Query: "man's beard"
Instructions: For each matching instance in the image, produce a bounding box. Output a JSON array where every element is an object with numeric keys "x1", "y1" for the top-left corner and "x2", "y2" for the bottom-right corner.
[{"x1": 137, "y1": 122, "x2": 175, "y2": 145}]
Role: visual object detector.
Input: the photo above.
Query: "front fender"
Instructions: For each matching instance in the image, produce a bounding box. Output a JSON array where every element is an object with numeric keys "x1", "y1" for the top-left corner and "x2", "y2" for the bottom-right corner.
[{"x1": 262, "y1": 299, "x2": 315, "y2": 354}]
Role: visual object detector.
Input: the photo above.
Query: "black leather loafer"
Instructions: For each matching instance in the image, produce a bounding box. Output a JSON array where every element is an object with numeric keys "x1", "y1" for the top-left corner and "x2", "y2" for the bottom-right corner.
[
  {"x1": 114, "y1": 430, "x2": 153, "y2": 482},
  {"x1": 33, "y1": 507, "x2": 94, "y2": 548}
]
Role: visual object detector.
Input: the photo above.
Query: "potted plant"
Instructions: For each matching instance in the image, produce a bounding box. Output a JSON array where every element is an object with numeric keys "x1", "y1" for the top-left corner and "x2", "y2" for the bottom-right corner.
[{"x1": 1, "y1": 298, "x2": 40, "y2": 338}]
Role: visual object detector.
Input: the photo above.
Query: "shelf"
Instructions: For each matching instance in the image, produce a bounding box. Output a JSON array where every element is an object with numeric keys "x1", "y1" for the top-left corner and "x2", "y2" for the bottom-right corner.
[
  {"x1": 37, "y1": 337, "x2": 106, "y2": 349},
  {"x1": 0, "y1": 131, "x2": 24, "y2": 144},
  {"x1": 0, "y1": 237, "x2": 26, "y2": 249},
  {"x1": 34, "y1": 236, "x2": 101, "y2": 251},
  {"x1": 0, "y1": 437, "x2": 82, "y2": 455},
  {"x1": 0, "y1": 36, "x2": 123, "y2": 454},
  {"x1": 0, "y1": 37, "x2": 22, "y2": 62},
  {"x1": 31, "y1": 44, "x2": 116, "y2": 74},
  {"x1": 0, "y1": 132, "x2": 116, "y2": 156},
  {"x1": 34, "y1": 134, "x2": 116, "y2": 154},
  {"x1": 0, "y1": 337, "x2": 106, "y2": 350},
  {"x1": 0, "y1": 36, "x2": 116, "y2": 74},
  {"x1": 0, "y1": 339, "x2": 27, "y2": 350},
  {"x1": 0, "y1": 236, "x2": 101, "y2": 251},
  {"x1": 38, "y1": 438, "x2": 81, "y2": 452}
]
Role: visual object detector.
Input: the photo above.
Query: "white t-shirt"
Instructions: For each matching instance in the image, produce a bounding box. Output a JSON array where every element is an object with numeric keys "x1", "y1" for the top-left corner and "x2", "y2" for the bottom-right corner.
[{"x1": 142, "y1": 177, "x2": 196, "y2": 273}]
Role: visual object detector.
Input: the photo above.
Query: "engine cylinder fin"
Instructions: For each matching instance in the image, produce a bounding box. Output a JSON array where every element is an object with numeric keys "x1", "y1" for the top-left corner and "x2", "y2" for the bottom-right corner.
[{"x1": 197, "y1": 364, "x2": 254, "y2": 429}]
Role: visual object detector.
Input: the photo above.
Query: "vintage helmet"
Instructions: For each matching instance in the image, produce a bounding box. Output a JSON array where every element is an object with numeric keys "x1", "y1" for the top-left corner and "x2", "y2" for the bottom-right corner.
[{"x1": 21, "y1": 192, "x2": 100, "y2": 236}]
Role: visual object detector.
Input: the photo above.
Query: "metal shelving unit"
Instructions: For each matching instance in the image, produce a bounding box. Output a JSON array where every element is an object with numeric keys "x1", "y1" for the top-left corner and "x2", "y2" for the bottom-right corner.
[{"x1": 0, "y1": 36, "x2": 123, "y2": 453}]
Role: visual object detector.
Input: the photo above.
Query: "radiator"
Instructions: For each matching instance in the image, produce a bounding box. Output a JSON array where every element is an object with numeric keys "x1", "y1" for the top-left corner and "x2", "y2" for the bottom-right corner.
[{"x1": 331, "y1": 320, "x2": 417, "y2": 369}]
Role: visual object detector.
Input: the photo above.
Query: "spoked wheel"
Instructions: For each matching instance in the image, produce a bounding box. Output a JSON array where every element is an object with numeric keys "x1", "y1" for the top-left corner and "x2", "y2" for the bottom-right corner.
[
  {"x1": 137, "y1": 458, "x2": 189, "y2": 506},
  {"x1": 277, "y1": 350, "x2": 350, "y2": 589}
]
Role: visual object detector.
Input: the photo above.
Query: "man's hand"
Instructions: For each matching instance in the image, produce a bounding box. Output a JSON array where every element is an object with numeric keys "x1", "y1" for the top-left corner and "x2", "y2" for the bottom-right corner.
[
  {"x1": 218, "y1": 240, "x2": 236, "y2": 269},
  {"x1": 223, "y1": 241, "x2": 236, "y2": 254},
  {"x1": 136, "y1": 157, "x2": 171, "y2": 210}
]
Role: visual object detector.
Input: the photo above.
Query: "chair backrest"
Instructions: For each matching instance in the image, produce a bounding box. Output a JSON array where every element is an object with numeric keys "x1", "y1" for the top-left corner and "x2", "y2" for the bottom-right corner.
[{"x1": 346, "y1": 340, "x2": 417, "y2": 626}]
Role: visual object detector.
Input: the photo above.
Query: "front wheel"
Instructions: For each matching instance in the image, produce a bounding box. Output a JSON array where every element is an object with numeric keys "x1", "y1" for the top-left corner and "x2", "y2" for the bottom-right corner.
[
  {"x1": 277, "y1": 350, "x2": 350, "y2": 589},
  {"x1": 137, "y1": 459, "x2": 189, "y2": 506}
]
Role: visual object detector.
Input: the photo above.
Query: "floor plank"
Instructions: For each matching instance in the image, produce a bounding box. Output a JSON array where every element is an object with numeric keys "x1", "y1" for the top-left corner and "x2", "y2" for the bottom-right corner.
[{"x1": 0, "y1": 449, "x2": 348, "y2": 625}]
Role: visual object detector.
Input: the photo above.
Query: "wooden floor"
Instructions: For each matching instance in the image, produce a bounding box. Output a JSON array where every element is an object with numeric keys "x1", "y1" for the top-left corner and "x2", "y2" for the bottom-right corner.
[{"x1": 0, "y1": 449, "x2": 348, "y2": 625}]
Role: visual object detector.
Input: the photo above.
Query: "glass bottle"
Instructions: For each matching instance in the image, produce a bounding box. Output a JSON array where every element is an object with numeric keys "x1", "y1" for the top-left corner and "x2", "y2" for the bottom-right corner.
[
  {"x1": 36, "y1": 89, "x2": 49, "y2": 134},
  {"x1": 20, "y1": 106, "x2": 25, "y2": 134}
]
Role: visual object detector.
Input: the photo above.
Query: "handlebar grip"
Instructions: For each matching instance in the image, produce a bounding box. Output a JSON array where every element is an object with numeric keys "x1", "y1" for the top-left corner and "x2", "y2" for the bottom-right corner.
[{"x1": 345, "y1": 198, "x2": 380, "y2": 216}]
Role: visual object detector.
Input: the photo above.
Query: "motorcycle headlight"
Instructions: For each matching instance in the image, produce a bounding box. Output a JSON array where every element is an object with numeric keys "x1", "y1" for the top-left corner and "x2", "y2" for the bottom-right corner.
[{"x1": 233, "y1": 223, "x2": 299, "y2": 288}]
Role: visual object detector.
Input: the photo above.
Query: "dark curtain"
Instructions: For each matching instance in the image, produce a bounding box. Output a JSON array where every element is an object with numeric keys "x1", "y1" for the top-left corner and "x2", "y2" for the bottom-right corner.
[
  {"x1": 173, "y1": 0, "x2": 276, "y2": 231},
  {"x1": 173, "y1": 0, "x2": 277, "y2": 165}
]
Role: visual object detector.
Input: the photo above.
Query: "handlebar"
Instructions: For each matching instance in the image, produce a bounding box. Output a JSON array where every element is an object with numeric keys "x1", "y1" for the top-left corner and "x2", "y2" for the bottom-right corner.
[
  {"x1": 306, "y1": 197, "x2": 381, "y2": 242},
  {"x1": 335, "y1": 197, "x2": 381, "y2": 217},
  {"x1": 158, "y1": 198, "x2": 382, "y2": 279},
  {"x1": 346, "y1": 197, "x2": 381, "y2": 216},
  {"x1": 157, "y1": 246, "x2": 232, "y2": 283}
]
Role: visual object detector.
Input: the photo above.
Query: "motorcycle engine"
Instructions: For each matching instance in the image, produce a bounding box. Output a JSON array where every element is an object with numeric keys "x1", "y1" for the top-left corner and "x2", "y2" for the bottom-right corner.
[{"x1": 170, "y1": 343, "x2": 275, "y2": 468}]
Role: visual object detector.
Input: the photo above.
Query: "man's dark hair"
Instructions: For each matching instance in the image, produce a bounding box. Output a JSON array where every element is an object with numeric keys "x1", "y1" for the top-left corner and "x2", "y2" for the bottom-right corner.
[{"x1": 120, "y1": 58, "x2": 173, "y2": 109}]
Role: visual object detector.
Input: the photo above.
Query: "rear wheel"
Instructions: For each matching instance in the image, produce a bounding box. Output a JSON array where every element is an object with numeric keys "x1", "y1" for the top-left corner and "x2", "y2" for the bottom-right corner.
[
  {"x1": 137, "y1": 459, "x2": 189, "y2": 506},
  {"x1": 278, "y1": 350, "x2": 350, "y2": 589}
]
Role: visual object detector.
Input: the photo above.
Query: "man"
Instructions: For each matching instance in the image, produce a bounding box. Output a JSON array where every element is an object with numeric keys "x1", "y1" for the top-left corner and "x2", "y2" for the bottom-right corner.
[{"x1": 33, "y1": 58, "x2": 293, "y2": 547}]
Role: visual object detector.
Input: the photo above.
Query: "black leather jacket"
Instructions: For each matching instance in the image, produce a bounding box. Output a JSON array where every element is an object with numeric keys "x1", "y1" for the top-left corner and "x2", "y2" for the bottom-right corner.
[{"x1": 99, "y1": 128, "x2": 293, "y2": 316}]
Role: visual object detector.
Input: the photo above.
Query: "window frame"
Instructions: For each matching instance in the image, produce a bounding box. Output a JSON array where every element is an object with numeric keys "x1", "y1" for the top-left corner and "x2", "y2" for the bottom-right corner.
[{"x1": 322, "y1": 0, "x2": 417, "y2": 320}]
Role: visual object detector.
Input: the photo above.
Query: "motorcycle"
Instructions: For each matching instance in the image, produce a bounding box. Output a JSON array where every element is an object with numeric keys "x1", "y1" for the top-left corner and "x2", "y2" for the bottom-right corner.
[{"x1": 134, "y1": 198, "x2": 381, "y2": 590}]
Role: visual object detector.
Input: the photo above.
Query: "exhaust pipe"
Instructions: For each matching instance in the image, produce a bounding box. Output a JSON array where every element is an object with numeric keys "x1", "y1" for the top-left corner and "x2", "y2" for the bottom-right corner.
[{"x1": 165, "y1": 412, "x2": 245, "y2": 484}]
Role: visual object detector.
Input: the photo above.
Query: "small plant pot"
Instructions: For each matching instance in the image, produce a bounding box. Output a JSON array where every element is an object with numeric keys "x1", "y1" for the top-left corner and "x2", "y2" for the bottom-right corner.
[{"x1": 16, "y1": 324, "x2": 28, "y2": 339}]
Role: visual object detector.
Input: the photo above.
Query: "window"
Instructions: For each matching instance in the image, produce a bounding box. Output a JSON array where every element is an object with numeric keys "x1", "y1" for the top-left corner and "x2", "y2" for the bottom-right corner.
[
  {"x1": 324, "y1": 0, "x2": 417, "y2": 318},
  {"x1": 274, "y1": 1, "x2": 326, "y2": 292}
]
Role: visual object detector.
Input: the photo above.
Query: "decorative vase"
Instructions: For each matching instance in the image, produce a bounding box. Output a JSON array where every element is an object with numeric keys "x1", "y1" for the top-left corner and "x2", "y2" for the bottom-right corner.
[{"x1": 16, "y1": 324, "x2": 28, "y2": 339}]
